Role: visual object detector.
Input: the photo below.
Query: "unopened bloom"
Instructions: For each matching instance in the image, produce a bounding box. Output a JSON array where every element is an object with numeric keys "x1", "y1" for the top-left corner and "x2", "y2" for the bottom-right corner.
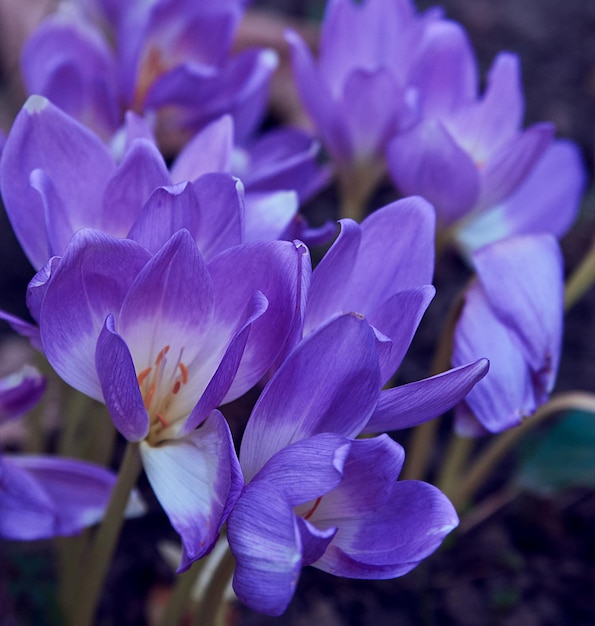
[{"x1": 452, "y1": 234, "x2": 564, "y2": 435}]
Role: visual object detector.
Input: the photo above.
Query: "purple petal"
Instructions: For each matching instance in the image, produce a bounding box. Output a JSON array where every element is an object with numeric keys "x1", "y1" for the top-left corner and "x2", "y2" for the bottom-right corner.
[
  {"x1": 297, "y1": 517, "x2": 337, "y2": 567},
  {"x1": 140, "y1": 410, "x2": 241, "y2": 571},
  {"x1": 0, "y1": 96, "x2": 114, "y2": 269},
  {"x1": 286, "y1": 30, "x2": 352, "y2": 163},
  {"x1": 371, "y1": 286, "x2": 435, "y2": 383},
  {"x1": 311, "y1": 437, "x2": 458, "y2": 577},
  {"x1": 252, "y1": 434, "x2": 350, "y2": 506},
  {"x1": 474, "y1": 235, "x2": 564, "y2": 394},
  {"x1": 26, "y1": 256, "x2": 61, "y2": 323},
  {"x1": 0, "y1": 456, "x2": 56, "y2": 540},
  {"x1": 96, "y1": 315, "x2": 150, "y2": 442},
  {"x1": 0, "y1": 310, "x2": 42, "y2": 351},
  {"x1": 240, "y1": 314, "x2": 380, "y2": 481},
  {"x1": 478, "y1": 122, "x2": 554, "y2": 209},
  {"x1": 452, "y1": 281, "x2": 536, "y2": 432},
  {"x1": 0, "y1": 366, "x2": 46, "y2": 425},
  {"x1": 387, "y1": 120, "x2": 479, "y2": 226},
  {"x1": 118, "y1": 230, "x2": 214, "y2": 377},
  {"x1": 410, "y1": 19, "x2": 477, "y2": 118},
  {"x1": 208, "y1": 240, "x2": 308, "y2": 401},
  {"x1": 101, "y1": 138, "x2": 171, "y2": 236},
  {"x1": 228, "y1": 480, "x2": 302, "y2": 616},
  {"x1": 363, "y1": 359, "x2": 489, "y2": 433},
  {"x1": 6, "y1": 454, "x2": 145, "y2": 536},
  {"x1": 456, "y1": 140, "x2": 586, "y2": 251},
  {"x1": 40, "y1": 230, "x2": 150, "y2": 400},
  {"x1": 170, "y1": 115, "x2": 234, "y2": 183},
  {"x1": 244, "y1": 191, "x2": 298, "y2": 242}
]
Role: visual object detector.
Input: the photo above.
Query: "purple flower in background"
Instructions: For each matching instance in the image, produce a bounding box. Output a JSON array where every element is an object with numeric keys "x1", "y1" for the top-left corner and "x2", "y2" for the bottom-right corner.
[
  {"x1": 387, "y1": 23, "x2": 571, "y2": 237},
  {"x1": 34, "y1": 228, "x2": 305, "y2": 567},
  {"x1": 452, "y1": 235, "x2": 564, "y2": 435},
  {"x1": 21, "y1": 0, "x2": 276, "y2": 143},
  {"x1": 286, "y1": 0, "x2": 435, "y2": 207},
  {"x1": 0, "y1": 367, "x2": 144, "y2": 540},
  {"x1": 227, "y1": 315, "x2": 459, "y2": 615}
]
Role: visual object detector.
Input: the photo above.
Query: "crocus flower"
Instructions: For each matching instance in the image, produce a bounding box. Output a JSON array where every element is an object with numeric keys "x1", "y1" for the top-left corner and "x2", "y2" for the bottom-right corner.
[
  {"x1": 35, "y1": 228, "x2": 305, "y2": 568},
  {"x1": 21, "y1": 0, "x2": 277, "y2": 143},
  {"x1": 227, "y1": 314, "x2": 459, "y2": 615},
  {"x1": 452, "y1": 234, "x2": 564, "y2": 435},
  {"x1": 387, "y1": 23, "x2": 559, "y2": 234},
  {"x1": 286, "y1": 0, "x2": 436, "y2": 209},
  {"x1": 0, "y1": 366, "x2": 144, "y2": 540}
]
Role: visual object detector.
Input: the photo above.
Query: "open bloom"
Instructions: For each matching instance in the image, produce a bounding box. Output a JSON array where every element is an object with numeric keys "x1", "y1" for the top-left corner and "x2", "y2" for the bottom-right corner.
[
  {"x1": 452, "y1": 234, "x2": 564, "y2": 435},
  {"x1": 0, "y1": 366, "x2": 144, "y2": 540},
  {"x1": 34, "y1": 228, "x2": 305, "y2": 567},
  {"x1": 227, "y1": 314, "x2": 459, "y2": 615}
]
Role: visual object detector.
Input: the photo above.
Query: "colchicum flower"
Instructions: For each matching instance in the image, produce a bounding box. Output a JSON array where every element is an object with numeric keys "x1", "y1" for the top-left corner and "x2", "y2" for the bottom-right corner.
[
  {"x1": 33, "y1": 228, "x2": 306, "y2": 568},
  {"x1": 452, "y1": 234, "x2": 564, "y2": 435},
  {"x1": 227, "y1": 314, "x2": 459, "y2": 615}
]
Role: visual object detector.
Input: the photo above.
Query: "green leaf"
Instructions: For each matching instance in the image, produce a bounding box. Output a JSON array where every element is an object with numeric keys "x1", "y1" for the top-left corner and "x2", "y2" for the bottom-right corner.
[{"x1": 515, "y1": 410, "x2": 595, "y2": 495}]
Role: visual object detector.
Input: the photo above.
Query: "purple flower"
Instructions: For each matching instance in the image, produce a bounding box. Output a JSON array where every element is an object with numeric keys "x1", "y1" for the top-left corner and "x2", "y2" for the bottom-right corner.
[
  {"x1": 21, "y1": 1, "x2": 276, "y2": 142},
  {"x1": 452, "y1": 235, "x2": 564, "y2": 435},
  {"x1": 227, "y1": 314, "x2": 459, "y2": 615},
  {"x1": 387, "y1": 25, "x2": 561, "y2": 234},
  {"x1": 35, "y1": 228, "x2": 305, "y2": 567}
]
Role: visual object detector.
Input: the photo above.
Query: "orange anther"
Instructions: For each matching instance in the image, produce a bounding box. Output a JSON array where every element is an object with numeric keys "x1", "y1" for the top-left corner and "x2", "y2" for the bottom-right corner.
[
  {"x1": 155, "y1": 345, "x2": 170, "y2": 366},
  {"x1": 178, "y1": 362, "x2": 189, "y2": 384},
  {"x1": 156, "y1": 413, "x2": 169, "y2": 428},
  {"x1": 172, "y1": 381, "x2": 181, "y2": 395},
  {"x1": 137, "y1": 366, "x2": 152, "y2": 387}
]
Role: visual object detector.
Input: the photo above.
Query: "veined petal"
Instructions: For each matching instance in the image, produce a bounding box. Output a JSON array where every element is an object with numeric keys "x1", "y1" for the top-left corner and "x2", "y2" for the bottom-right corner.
[
  {"x1": 252, "y1": 434, "x2": 350, "y2": 506},
  {"x1": 363, "y1": 359, "x2": 489, "y2": 433},
  {"x1": 26, "y1": 256, "x2": 60, "y2": 323},
  {"x1": 297, "y1": 517, "x2": 337, "y2": 567},
  {"x1": 0, "y1": 96, "x2": 114, "y2": 269},
  {"x1": 118, "y1": 230, "x2": 214, "y2": 375},
  {"x1": 140, "y1": 410, "x2": 241, "y2": 571},
  {"x1": 208, "y1": 240, "x2": 307, "y2": 400},
  {"x1": 240, "y1": 314, "x2": 380, "y2": 481},
  {"x1": 473, "y1": 235, "x2": 563, "y2": 394},
  {"x1": 453, "y1": 281, "x2": 536, "y2": 432},
  {"x1": 96, "y1": 315, "x2": 150, "y2": 442},
  {"x1": 228, "y1": 480, "x2": 302, "y2": 616},
  {"x1": 40, "y1": 230, "x2": 151, "y2": 401},
  {"x1": 312, "y1": 437, "x2": 458, "y2": 577},
  {"x1": 244, "y1": 191, "x2": 299, "y2": 243}
]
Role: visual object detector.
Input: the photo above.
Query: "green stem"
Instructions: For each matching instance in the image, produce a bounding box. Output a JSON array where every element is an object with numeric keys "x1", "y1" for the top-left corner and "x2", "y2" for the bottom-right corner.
[
  {"x1": 402, "y1": 291, "x2": 465, "y2": 481},
  {"x1": 453, "y1": 391, "x2": 595, "y2": 508},
  {"x1": 436, "y1": 435, "x2": 473, "y2": 500},
  {"x1": 565, "y1": 237, "x2": 595, "y2": 310},
  {"x1": 192, "y1": 542, "x2": 235, "y2": 626},
  {"x1": 160, "y1": 561, "x2": 204, "y2": 626},
  {"x1": 71, "y1": 441, "x2": 143, "y2": 626}
]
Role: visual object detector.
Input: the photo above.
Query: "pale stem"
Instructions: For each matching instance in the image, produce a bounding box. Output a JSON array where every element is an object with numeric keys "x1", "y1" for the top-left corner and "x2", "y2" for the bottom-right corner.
[
  {"x1": 452, "y1": 391, "x2": 595, "y2": 509},
  {"x1": 565, "y1": 236, "x2": 595, "y2": 310},
  {"x1": 159, "y1": 560, "x2": 205, "y2": 626},
  {"x1": 436, "y1": 435, "x2": 474, "y2": 499},
  {"x1": 337, "y1": 159, "x2": 385, "y2": 222},
  {"x1": 191, "y1": 541, "x2": 236, "y2": 626},
  {"x1": 71, "y1": 441, "x2": 143, "y2": 626}
]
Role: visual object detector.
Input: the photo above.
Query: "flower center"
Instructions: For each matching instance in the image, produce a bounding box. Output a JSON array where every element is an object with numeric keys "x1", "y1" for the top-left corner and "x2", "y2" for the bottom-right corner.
[{"x1": 136, "y1": 345, "x2": 189, "y2": 445}]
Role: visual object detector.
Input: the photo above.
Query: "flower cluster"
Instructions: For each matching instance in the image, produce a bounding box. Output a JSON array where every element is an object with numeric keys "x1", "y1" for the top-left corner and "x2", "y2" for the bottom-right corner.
[{"x1": 0, "y1": 0, "x2": 584, "y2": 620}]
